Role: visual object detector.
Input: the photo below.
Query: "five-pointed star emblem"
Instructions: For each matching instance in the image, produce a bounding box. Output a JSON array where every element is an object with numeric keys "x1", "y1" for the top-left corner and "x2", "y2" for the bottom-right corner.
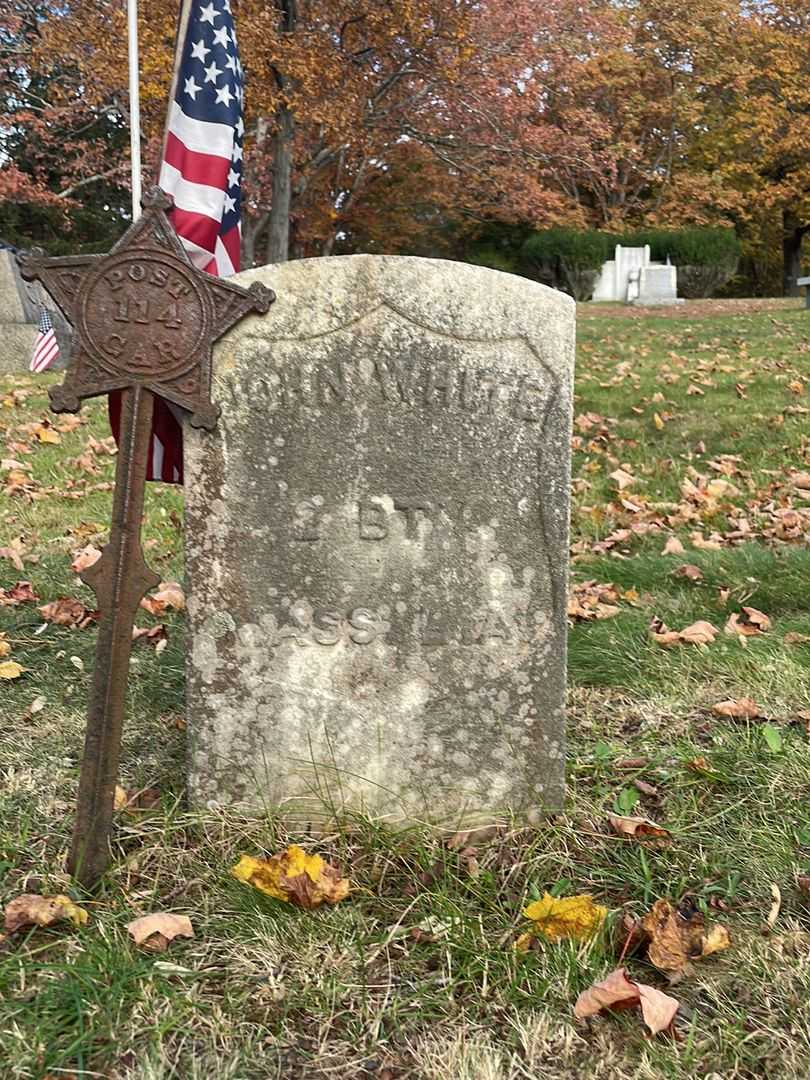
[{"x1": 17, "y1": 187, "x2": 273, "y2": 431}]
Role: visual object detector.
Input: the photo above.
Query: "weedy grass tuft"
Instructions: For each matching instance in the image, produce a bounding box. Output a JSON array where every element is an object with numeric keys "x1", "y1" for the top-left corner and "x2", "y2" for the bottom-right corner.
[{"x1": 1, "y1": 300, "x2": 810, "y2": 1078}]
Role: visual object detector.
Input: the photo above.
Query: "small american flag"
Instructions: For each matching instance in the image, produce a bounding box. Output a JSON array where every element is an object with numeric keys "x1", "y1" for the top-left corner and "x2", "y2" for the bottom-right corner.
[
  {"x1": 30, "y1": 308, "x2": 60, "y2": 373},
  {"x1": 110, "y1": 0, "x2": 245, "y2": 483}
]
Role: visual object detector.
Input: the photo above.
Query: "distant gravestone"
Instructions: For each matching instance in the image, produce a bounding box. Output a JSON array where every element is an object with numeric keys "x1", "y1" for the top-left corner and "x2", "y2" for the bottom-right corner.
[
  {"x1": 185, "y1": 255, "x2": 574, "y2": 826},
  {"x1": 0, "y1": 250, "x2": 71, "y2": 373}
]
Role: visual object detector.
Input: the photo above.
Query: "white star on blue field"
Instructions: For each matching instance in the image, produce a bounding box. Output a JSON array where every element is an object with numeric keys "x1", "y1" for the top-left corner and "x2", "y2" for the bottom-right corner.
[{"x1": 180, "y1": 1, "x2": 244, "y2": 231}]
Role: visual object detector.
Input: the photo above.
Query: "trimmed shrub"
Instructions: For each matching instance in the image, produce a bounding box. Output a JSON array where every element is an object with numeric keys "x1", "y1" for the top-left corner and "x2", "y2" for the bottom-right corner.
[
  {"x1": 622, "y1": 227, "x2": 741, "y2": 297},
  {"x1": 519, "y1": 226, "x2": 740, "y2": 299},
  {"x1": 521, "y1": 228, "x2": 615, "y2": 300},
  {"x1": 465, "y1": 245, "x2": 520, "y2": 275}
]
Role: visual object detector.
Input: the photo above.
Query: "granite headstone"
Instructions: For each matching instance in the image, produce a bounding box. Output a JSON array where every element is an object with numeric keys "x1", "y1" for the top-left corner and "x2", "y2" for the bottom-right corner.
[
  {"x1": 0, "y1": 250, "x2": 72, "y2": 373},
  {"x1": 185, "y1": 255, "x2": 574, "y2": 826}
]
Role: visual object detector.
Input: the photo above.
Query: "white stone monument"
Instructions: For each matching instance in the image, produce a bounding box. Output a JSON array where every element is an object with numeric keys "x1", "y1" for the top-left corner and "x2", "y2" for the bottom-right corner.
[{"x1": 592, "y1": 244, "x2": 681, "y2": 306}]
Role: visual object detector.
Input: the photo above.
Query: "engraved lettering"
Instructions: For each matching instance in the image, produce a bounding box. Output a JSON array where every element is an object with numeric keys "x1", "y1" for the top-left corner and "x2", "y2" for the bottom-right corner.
[
  {"x1": 293, "y1": 498, "x2": 322, "y2": 541},
  {"x1": 316, "y1": 362, "x2": 346, "y2": 403},
  {"x1": 358, "y1": 499, "x2": 388, "y2": 540},
  {"x1": 104, "y1": 269, "x2": 125, "y2": 292},
  {"x1": 424, "y1": 363, "x2": 454, "y2": 406},
  {"x1": 155, "y1": 302, "x2": 182, "y2": 329},
  {"x1": 312, "y1": 608, "x2": 341, "y2": 645},
  {"x1": 477, "y1": 609, "x2": 512, "y2": 641},
  {"x1": 393, "y1": 497, "x2": 433, "y2": 538},
  {"x1": 373, "y1": 357, "x2": 417, "y2": 403},
  {"x1": 276, "y1": 605, "x2": 311, "y2": 646},
  {"x1": 419, "y1": 608, "x2": 448, "y2": 646},
  {"x1": 348, "y1": 608, "x2": 378, "y2": 644},
  {"x1": 127, "y1": 262, "x2": 146, "y2": 282},
  {"x1": 513, "y1": 375, "x2": 544, "y2": 422},
  {"x1": 149, "y1": 266, "x2": 168, "y2": 288},
  {"x1": 461, "y1": 367, "x2": 477, "y2": 409},
  {"x1": 105, "y1": 333, "x2": 125, "y2": 356},
  {"x1": 113, "y1": 298, "x2": 149, "y2": 324},
  {"x1": 153, "y1": 339, "x2": 183, "y2": 361},
  {"x1": 166, "y1": 278, "x2": 191, "y2": 300},
  {"x1": 279, "y1": 366, "x2": 307, "y2": 407}
]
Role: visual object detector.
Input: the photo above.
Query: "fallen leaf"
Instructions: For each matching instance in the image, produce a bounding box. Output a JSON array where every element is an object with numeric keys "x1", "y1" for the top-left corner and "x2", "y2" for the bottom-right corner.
[
  {"x1": 132, "y1": 624, "x2": 168, "y2": 650},
  {"x1": 636, "y1": 982, "x2": 681, "y2": 1035},
  {"x1": 71, "y1": 545, "x2": 102, "y2": 574},
  {"x1": 115, "y1": 785, "x2": 161, "y2": 812},
  {"x1": 641, "y1": 899, "x2": 731, "y2": 978},
  {"x1": 37, "y1": 598, "x2": 99, "y2": 628},
  {"x1": 784, "y1": 632, "x2": 810, "y2": 645},
  {"x1": 653, "y1": 412, "x2": 665, "y2": 430},
  {"x1": 651, "y1": 617, "x2": 718, "y2": 647},
  {"x1": 0, "y1": 661, "x2": 25, "y2": 680},
  {"x1": 792, "y1": 472, "x2": 810, "y2": 491},
  {"x1": 34, "y1": 424, "x2": 60, "y2": 444},
  {"x1": 232, "y1": 846, "x2": 349, "y2": 909},
  {"x1": 127, "y1": 912, "x2": 194, "y2": 951},
  {"x1": 678, "y1": 620, "x2": 718, "y2": 645},
  {"x1": 0, "y1": 541, "x2": 26, "y2": 571},
  {"x1": 609, "y1": 468, "x2": 636, "y2": 491},
  {"x1": 711, "y1": 698, "x2": 762, "y2": 720},
  {"x1": 797, "y1": 875, "x2": 810, "y2": 898},
  {"x1": 0, "y1": 581, "x2": 38, "y2": 606},
  {"x1": 4, "y1": 894, "x2": 88, "y2": 933},
  {"x1": 609, "y1": 815, "x2": 670, "y2": 839},
  {"x1": 523, "y1": 892, "x2": 607, "y2": 942},
  {"x1": 140, "y1": 581, "x2": 185, "y2": 615},
  {"x1": 673, "y1": 564, "x2": 703, "y2": 582},
  {"x1": 725, "y1": 608, "x2": 771, "y2": 638},
  {"x1": 766, "y1": 883, "x2": 781, "y2": 930},
  {"x1": 574, "y1": 966, "x2": 678, "y2": 1035},
  {"x1": 568, "y1": 581, "x2": 623, "y2": 621},
  {"x1": 662, "y1": 536, "x2": 685, "y2": 556},
  {"x1": 648, "y1": 616, "x2": 682, "y2": 647}
]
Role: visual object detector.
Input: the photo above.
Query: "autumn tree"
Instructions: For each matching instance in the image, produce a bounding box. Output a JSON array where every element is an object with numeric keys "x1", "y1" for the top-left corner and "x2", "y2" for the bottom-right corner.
[{"x1": 681, "y1": 0, "x2": 810, "y2": 293}]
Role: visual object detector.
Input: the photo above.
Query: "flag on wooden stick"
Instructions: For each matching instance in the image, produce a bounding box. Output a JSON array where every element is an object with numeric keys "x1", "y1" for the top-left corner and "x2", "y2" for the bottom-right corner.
[
  {"x1": 30, "y1": 308, "x2": 60, "y2": 373},
  {"x1": 109, "y1": 0, "x2": 245, "y2": 483}
]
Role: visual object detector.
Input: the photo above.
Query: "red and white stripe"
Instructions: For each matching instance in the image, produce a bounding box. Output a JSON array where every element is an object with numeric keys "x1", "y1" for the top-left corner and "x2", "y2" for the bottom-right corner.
[
  {"x1": 30, "y1": 312, "x2": 60, "y2": 373},
  {"x1": 159, "y1": 102, "x2": 241, "y2": 277}
]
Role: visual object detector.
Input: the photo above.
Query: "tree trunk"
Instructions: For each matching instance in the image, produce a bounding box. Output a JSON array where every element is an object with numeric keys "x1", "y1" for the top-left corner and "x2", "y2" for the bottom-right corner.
[
  {"x1": 241, "y1": 211, "x2": 268, "y2": 270},
  {"x1": 267, "y1": 109, "x2": 294, "y2": 263},
  {"x1": 783, "y1": 209, "x2": 808, "y2": 296}
]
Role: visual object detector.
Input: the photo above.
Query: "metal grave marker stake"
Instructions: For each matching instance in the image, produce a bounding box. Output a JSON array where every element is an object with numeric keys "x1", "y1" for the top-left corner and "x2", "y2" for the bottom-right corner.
[{"x1": 18, "y1": 187, "x2": 273, "y2": 887}]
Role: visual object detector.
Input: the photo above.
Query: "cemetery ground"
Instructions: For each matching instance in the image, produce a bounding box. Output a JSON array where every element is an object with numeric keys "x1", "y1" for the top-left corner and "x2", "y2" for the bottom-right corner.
[{"x1": 1, "y1": 298, "x2": 810, "y2": 1080}]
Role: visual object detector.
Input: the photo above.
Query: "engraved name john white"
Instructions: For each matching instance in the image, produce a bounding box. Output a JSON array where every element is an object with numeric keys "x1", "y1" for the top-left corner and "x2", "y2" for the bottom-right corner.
[{"x1": 224, "y1": 354, "x2": 554, "y2": 422}]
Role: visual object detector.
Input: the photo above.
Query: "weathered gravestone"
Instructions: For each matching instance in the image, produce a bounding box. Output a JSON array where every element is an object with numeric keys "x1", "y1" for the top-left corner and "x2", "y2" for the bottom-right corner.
[
  {"x1": 0, "y1": 250, "x2": 71, "y2": 373},
  {"x1": 185, "y1": 255, "x2": 574, "y2": 825}
]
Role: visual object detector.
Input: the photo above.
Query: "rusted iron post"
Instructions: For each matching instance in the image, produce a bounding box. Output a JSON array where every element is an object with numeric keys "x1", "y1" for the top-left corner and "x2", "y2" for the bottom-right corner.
[
  {"x1": 19, "y1": 188, "x2": 273, "y2": 888},
  {"x1": 68, "y1": 386, "x2": 157, "y2": 883}
]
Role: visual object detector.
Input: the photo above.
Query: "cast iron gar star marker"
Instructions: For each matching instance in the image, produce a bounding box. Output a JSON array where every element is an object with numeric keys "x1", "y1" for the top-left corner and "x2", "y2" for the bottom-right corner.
[{"x1": 18, "y1": 186, "x2": 273, "y2": 888}]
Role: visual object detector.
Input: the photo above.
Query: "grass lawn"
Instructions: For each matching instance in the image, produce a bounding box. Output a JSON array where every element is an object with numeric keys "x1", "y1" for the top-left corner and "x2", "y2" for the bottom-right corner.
[{"x1": 1, "y1": 297, "x2": 809, "y2": 1079}]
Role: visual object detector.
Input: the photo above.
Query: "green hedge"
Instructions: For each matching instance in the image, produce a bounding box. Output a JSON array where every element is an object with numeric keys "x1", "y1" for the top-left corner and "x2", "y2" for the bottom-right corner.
[
  {"x1": 518, "y1": 226, "x2": 740, "y2": 299},
  {"x1": 621, "y1": 228, "x2": 740, "y2": 269}
]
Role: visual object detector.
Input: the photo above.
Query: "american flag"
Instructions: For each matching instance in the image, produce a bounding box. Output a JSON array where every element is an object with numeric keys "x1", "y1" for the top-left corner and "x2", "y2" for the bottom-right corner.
[
  {"x1": 30, "y1": 308, "x2": 60, "y2": 373},
  {"x1": 110, "y1": 0, "x2": 245, "y2": 483}
]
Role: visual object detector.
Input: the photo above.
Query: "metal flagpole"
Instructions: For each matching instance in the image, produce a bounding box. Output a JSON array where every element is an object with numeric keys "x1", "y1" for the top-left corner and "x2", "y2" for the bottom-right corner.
[{"x1": 127, "y1": 0, "x2": 142, "y2": 222}]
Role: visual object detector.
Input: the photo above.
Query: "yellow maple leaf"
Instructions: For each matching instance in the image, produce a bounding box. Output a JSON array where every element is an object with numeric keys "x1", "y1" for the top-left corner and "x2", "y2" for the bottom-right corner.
[
  {"x1": 232, "y1": 846, "x2": 349, "y2": 908},
  {"x1": 35, "y1": 425, "x2": 60, "y2": 444},
  {"x1": 0, "y1": 661, "x2": 25, "y2": 680},
  {"x1": 0, "y1": 635, "x2": 10, "y2": 658},
  {"x1": 523, "y1": 893, "x2": 607, "y2": 942}
]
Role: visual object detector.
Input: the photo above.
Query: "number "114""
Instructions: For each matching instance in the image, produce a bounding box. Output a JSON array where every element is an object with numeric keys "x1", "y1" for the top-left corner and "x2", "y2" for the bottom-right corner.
[{"x1": 114, "y1": 299, "x2": 181, "y2": 328}]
